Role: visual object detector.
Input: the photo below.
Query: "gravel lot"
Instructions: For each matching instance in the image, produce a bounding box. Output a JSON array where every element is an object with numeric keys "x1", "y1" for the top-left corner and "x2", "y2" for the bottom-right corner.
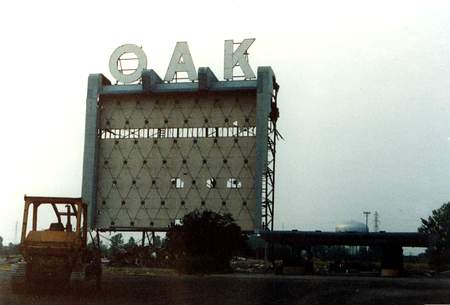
[{"x1": 1, "y1": 269, "x2": 450, "y2": 305}]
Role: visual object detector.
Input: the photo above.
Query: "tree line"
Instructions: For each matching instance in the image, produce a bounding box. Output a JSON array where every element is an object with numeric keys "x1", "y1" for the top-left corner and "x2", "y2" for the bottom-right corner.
[
  {"x1": 1, "y1": 202, "x2": 449, "y2": 274},
  {"x1": 0, "y1": 237, "x2": 20, "y2": 256}
]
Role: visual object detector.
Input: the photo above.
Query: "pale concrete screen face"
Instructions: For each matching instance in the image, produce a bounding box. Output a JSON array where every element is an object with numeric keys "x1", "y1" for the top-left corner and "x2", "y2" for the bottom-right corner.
[{"x1": 95, "y1": 92, "x2": 258, "y2": 231}]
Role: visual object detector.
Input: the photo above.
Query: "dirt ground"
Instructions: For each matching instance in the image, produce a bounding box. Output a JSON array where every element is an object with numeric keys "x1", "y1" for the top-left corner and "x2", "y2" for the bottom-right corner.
[{"x1": 1, "y1": 268, "x2": 450, "y2": 305}]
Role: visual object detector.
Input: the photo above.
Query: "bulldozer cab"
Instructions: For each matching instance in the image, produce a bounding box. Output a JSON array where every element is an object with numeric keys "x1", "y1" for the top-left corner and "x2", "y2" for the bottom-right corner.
[{"x1": 20, "y1": 196, "x2": 88, "y2": 253}]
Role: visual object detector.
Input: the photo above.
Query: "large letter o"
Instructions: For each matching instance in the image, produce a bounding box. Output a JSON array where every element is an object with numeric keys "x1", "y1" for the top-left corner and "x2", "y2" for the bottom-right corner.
[{"x1": 109, "y1": 44, "x2": 147, "y2": 84}]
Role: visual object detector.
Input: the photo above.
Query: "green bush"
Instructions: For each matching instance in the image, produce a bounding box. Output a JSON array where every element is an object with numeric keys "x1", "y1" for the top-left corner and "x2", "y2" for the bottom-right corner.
[
  {"x1": 419, "y1": 202, "x2": 450, "y2": 273},
  {"x1": 165, "y1": 210, "x2": 247, "y2": 274}
]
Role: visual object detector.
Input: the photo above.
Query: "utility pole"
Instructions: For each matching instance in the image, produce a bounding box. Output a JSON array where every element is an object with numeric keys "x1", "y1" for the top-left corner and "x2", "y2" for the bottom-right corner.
[
  {"x1": 14, "y1": 221, "x2": 18, "y2": 244},
  {"x1": 363, "y1": 211, "x2": 371, "y2": 231},
  {"x1": 374, "y1": 211, "x2": 380, "y2": 232}
]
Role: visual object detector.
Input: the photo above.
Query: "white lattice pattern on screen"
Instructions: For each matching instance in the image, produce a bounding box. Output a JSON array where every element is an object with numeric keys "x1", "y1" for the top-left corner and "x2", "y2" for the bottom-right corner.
[{"x1": 96, "y1": 93, "x2": 257, "y2": 230}]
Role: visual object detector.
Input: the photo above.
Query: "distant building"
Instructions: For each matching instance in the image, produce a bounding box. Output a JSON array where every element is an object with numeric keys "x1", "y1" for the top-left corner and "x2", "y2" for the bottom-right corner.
[
  {"x1": 336, "y1": 220, "x2": 369, "y2": 233},
  {"x1": 335, "y1": 220, "x2": 369, "y2": 256}
]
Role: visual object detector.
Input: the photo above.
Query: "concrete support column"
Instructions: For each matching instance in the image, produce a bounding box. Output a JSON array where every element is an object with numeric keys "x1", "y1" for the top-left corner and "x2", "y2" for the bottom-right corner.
[
  {"x1": 303, "y1": 246, "x2": 314, "y2": 274},
  {"x1": 380, "y1": 245, "x2": 403, "y2": 277}
]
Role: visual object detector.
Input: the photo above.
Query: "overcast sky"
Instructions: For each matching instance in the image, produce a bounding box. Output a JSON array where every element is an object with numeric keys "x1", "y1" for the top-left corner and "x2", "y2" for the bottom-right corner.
[{"x1": 1, "y1": 0, "x2": 449, "y2": 243}]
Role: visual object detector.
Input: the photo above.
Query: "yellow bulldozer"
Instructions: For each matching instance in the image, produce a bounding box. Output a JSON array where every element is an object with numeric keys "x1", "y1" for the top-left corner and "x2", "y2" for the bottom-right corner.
[{"x1": 10, "y1": 196, "x2": 102, "y2": 292}]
